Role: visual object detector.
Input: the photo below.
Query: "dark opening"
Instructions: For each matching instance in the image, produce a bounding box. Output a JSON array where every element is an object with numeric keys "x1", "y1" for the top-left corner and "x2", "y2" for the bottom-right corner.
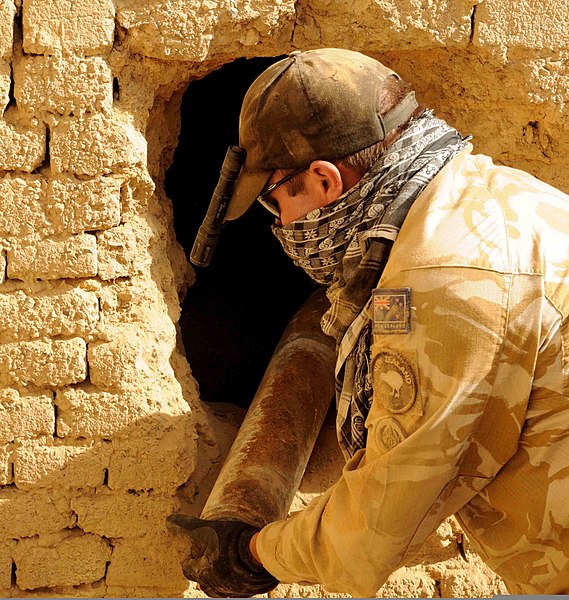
[{"x1": 166, "y1": 57, "x2": 318, "y2": 407}]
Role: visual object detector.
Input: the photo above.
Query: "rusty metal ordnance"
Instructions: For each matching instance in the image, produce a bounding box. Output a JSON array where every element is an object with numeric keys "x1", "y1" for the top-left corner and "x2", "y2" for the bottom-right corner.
[{"x1": 201, "y1": 288, "x2": 336, "y2": 528}]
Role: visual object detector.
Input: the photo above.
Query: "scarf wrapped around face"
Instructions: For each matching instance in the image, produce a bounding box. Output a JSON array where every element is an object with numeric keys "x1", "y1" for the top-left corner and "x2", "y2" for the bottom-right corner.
[{"x1": 273, "y1": 111, "x2": 470, "y2": 459}]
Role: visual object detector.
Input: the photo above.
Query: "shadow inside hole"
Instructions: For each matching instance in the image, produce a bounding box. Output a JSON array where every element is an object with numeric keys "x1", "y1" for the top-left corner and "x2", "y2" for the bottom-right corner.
[{"x1": 166, "y1": 56, "x2": 318, "y2": 407}]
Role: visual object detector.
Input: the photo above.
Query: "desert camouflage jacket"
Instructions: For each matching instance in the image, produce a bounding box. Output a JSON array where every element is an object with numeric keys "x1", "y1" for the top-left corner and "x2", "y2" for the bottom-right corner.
[{"x1": 256, "y1": 146, "x2": 569, "y2": 596}]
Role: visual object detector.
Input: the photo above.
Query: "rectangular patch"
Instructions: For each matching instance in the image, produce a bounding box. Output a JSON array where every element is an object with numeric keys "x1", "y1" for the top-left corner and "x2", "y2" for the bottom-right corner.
[{"x1": 372, "y1": 288, "x2": 412, "y2": 334}]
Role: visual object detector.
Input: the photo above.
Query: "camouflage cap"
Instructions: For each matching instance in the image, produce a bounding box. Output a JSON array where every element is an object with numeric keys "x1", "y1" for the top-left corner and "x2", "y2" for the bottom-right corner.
[{"x1": 225, "y1": 47, "x2": 418, "y2": 220}]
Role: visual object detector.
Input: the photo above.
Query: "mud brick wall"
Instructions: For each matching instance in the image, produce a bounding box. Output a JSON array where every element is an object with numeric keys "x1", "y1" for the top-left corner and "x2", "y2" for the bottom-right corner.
[
  {"x1": 0, "y1": 0, "x2": 567, "y2": 597},
  {"x1": 0, "y1": 0, "x2": 201, "y2": 596}
]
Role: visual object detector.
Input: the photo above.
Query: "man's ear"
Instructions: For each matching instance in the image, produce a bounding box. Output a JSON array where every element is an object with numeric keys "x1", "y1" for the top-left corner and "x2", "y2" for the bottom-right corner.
[{"x1": 308, "y1": 160, "x2": 344, "y2": 206}]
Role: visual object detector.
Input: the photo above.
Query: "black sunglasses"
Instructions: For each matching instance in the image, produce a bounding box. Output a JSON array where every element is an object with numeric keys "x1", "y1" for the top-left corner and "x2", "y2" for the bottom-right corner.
[{"x1": 256, "y1": 167, "x2": 306, "y2": 217}]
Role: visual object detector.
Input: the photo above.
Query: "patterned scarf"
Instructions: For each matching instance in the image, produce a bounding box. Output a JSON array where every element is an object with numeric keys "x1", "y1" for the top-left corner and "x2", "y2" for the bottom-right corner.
[{"x1": 273, "y1": 111, "x2": 470, "y2": 459}]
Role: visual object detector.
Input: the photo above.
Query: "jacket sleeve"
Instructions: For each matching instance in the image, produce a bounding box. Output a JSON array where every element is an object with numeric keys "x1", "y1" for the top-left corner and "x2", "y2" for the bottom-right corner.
[{"x1": 256, "y1": 266, "x2": 538, "y2": 596}]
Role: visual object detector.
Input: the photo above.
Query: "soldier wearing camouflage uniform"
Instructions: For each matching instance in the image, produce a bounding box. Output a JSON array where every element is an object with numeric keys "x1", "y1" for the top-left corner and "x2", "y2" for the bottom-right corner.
[{"x1": 169, "y1": 48, "x2": 569, "y2": 597}]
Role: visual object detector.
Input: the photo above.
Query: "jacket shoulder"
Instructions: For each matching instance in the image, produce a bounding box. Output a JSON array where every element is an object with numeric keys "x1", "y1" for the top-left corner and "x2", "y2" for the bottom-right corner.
[{"x1": 388, "y1": 148, "x2": 569, "y2": 302}]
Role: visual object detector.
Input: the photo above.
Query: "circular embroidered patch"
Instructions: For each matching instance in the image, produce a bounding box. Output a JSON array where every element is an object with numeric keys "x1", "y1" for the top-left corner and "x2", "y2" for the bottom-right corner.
[
  {"x1": 372, "y1": 352, "x2": 417, "y2": 414},
  {"x1": 376, "y1": 418, "x2": 407, "y2": 452}
]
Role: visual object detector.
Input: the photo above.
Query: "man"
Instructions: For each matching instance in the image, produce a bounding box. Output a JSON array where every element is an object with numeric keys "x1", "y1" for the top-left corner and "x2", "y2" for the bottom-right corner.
[{"x1": 169, "y1": 48, "x2": 569, "y2": 596}]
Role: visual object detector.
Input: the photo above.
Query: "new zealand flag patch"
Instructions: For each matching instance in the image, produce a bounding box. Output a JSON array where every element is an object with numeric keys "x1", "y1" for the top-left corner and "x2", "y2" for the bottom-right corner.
[{"x1": 372, "y1": 288, "x2": 412, "y2": 334}]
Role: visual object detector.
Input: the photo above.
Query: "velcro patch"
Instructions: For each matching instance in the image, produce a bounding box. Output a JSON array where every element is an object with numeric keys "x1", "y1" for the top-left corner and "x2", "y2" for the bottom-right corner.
[{"x1": 372, "y1": 287, "x2": 411, "y2": 334}]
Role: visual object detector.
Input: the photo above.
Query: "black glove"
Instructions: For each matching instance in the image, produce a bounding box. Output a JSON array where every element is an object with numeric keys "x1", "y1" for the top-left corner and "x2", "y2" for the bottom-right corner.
[{"x1": 167, "y1": 513, "x2": 278, "y2": 598}]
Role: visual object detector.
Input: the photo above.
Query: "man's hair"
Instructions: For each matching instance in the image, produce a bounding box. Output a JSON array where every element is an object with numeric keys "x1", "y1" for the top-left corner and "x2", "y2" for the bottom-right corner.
[
  {"x1": 283, "y1": 170, "x2": 309, "y2": 196},
  {"x1": 284, "y1": 76, "x2": 418, "y2": 196}
]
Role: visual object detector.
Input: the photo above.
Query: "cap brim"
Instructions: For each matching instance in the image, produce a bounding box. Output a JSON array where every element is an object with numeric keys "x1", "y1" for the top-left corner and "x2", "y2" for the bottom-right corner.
[{"x1": 224, "y1": 169, "x2": 271, "y2": 221}]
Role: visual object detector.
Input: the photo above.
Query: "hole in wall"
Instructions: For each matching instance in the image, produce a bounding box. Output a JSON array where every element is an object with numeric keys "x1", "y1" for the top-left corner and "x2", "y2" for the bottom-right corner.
[
  {"x1": 113, "y1": 77, "x2": 120, "y2": 102},
  {"x1": 6, "y1": 65, "x2": 16, "y2": 110},
  {"x1": 166, "y1": 57, "x2": 318, "y2": 407}
]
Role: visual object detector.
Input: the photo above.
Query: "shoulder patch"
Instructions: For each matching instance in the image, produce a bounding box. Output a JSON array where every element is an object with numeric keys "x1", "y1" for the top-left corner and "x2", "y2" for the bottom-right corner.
[
  {"x1": 376, "y1": 417, "x2": 407, "y2": 452},
  {"x1": 372, "y1": 351, "x2": 418, "y2": 414},
  {"x1": 372, "y1": 288, "x2": 411, "y2": 334}
]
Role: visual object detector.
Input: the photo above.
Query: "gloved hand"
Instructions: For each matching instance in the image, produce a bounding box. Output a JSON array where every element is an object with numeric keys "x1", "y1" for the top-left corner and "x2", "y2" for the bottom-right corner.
[{"x1": 167, "y1": 513, "x2": 278, "y2": 598}]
